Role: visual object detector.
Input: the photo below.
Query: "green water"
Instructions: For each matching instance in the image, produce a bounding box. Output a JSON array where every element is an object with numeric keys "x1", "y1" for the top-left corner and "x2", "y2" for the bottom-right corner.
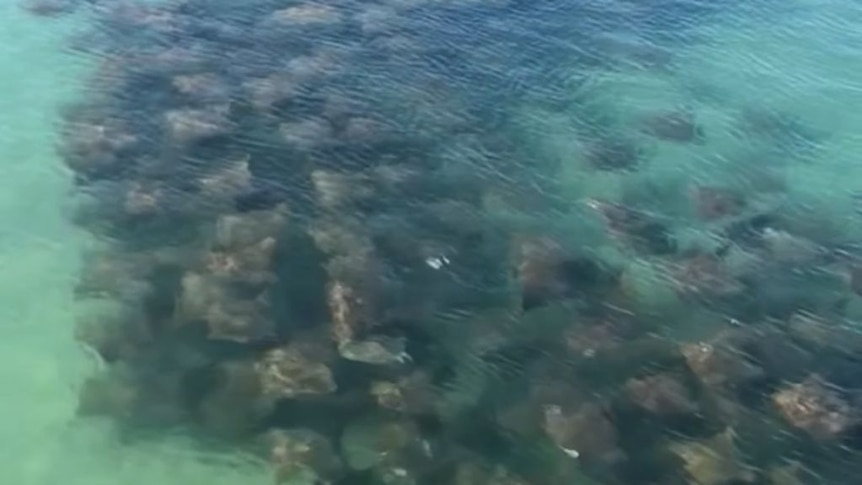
[
  {"x1": 0, "y1": 5, "x2": 272, "y2": 484},
  {"x1": 4, "y1": 0, "x2": 862, "y2": 483},
  {"x1": 0, "y1": 4, "x2": 89, "y2": 480}
]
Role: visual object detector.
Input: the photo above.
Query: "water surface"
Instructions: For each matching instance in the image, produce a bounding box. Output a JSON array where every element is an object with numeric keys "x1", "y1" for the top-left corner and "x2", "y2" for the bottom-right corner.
[{"x1": 4, "y1": 0, "x2": 862, "y2": 483}]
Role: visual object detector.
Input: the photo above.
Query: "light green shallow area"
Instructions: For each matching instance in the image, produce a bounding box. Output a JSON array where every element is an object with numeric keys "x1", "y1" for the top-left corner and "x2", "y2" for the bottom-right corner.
[{"x1": 0, "y1": 4, "x2": 270, "y2": 485}]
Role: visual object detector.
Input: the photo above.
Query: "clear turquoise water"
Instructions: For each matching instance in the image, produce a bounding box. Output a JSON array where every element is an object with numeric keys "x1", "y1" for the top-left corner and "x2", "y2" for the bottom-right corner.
[{"x1": 3, "y1": 0, "x2": 862, "y2": 483}]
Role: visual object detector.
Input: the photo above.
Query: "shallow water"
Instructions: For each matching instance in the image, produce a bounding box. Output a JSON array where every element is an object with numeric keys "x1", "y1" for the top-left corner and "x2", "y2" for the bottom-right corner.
[
  {"x1": 0, "y1": 4, "x2": 272, "y2": 485},
  {"x1": 4, "y1": 0, "x2": 862, "y2": 483}
]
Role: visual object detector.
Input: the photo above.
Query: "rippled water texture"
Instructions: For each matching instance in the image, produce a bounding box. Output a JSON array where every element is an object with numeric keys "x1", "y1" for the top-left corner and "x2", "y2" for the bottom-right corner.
[{"x1": 6, "y1": 0, "x2": 862, "y2": 483}]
